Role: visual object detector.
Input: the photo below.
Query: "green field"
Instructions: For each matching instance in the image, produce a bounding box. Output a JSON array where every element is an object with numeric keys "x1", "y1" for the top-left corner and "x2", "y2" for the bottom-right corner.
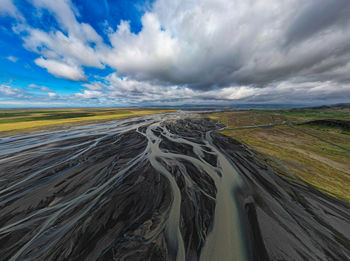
[
  {"x1": 253, "y1": 107, "x2": 350, "y2": 123},
  {"x1": 207, "y1": 105, "x2": 350, "y2": 202},
  {"x1": 0, "y1": 108, "x2": 174, "y2": 135}
]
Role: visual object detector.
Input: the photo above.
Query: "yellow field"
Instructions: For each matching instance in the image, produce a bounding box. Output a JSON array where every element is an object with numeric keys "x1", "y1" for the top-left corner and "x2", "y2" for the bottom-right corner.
[{"x1": 0, "y1": 109, "x2": 173, "y2": 135}]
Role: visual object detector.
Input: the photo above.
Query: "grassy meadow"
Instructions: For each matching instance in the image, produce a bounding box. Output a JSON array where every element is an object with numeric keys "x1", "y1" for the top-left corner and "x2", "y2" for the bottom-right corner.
[{"x1": 207, "y1": 106, "x2": 350, "y2": 202}]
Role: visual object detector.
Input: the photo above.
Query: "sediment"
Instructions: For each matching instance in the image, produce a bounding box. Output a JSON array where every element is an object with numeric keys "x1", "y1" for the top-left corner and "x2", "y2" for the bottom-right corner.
[{"x1": 0, "y1": 113, "x2": 349, "y2": 260}]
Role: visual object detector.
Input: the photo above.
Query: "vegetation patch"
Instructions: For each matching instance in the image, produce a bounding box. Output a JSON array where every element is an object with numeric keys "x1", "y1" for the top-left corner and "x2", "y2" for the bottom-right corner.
[
  {"x1": 206, "y1": 107, "x2": 350, "y2": 202},
  {"x1": 0, "y1": 108, "x2": 174, "y2": 135},
  {"x1": 298, "y1": 119, "x2": 350, "y2": 135}
]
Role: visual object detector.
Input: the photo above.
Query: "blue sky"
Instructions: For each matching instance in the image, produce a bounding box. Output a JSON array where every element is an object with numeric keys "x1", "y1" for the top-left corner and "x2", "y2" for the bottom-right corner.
[
  {"x1": 0, "y1": 0, "x2": 350, "y2": 107},
  {"x1": 0, "y1": 0, "x2": 151, "y2": 107}
]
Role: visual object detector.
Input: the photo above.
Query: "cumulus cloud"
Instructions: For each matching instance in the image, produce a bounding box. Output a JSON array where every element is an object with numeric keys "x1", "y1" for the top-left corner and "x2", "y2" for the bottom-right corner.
[
  {"x1": 11, "y1": 0, "x2": 104, "y2": 81},
  {"x1": 101, "y1": 14, "x2": 180, "y2": 81},
  {"x1": 35, "y1": 57, "x2": 86, "y2": 81},
  {"x1": 22, "y1": 28, "x2": 103, "y2": 68},
  {"x1": 6, "y1": 0, "x2": 350, "y2": 104},
  {"x1": 73, "y1": 72, "x2": 350, "y2": 105},
  {"x1": 131, "y1": 0, "x2": 350, "y2": 89}
]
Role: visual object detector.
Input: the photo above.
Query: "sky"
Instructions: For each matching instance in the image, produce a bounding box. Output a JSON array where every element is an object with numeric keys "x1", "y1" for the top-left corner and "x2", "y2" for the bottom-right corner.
[{"x1": 0, "y1": 0, "x2": 350, "y2": 107}]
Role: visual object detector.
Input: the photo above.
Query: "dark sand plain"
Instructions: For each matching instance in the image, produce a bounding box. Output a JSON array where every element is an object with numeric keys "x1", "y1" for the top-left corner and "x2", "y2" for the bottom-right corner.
[{"x1": 0, "y1": 112, "x2": 349, "y2": 260}]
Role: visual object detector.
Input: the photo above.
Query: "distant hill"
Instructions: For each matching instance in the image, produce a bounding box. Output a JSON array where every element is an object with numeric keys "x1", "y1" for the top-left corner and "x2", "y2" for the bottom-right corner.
[
  {"x1": 309, "y1": 103, "x2": 350, "y2": 110},
  {"x1": 288, "y1": 103, "x2": 350, "y2": 111}
]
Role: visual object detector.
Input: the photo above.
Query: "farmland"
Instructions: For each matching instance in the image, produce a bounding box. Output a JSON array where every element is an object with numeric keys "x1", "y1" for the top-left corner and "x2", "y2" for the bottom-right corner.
[{"x1": 0, "y1": 108, "x2": 174, "y2": 135}]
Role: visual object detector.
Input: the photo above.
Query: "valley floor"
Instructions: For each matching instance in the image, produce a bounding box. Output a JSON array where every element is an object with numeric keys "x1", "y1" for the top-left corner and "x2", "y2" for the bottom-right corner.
[{"x1": 0, "y1": 112, "x2": 349, "y2": 260}]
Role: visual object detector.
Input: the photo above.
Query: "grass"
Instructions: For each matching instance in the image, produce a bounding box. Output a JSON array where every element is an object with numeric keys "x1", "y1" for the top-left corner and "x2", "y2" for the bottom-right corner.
[
  {"x1": 0, "y1": 108, "x2": 174, "y2": 135},
  {"x1": 209, "y1": 111, "x2": 287, "y2": 128},
  {"x1": 206, "y1": 108, "x2": 350, "y2": 202},
  {"x1": 253, "y1": 108, "x2": 350, "y2": 123},
  {"x1": 299, "y1": 122, "x2": 350, "y2": 136}
]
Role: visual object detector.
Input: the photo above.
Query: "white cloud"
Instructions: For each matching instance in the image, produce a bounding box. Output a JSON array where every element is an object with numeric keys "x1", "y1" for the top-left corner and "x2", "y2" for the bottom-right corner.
[
  {"x1": 31, "y1": 0, "x2": 80, "y2": 35},
  {"x1": 22, "y1": 28, "x2": 104, "y2": 68},
  {"x1": 35, "y1": 57, "x2": 86, "y2": 81},
  {"x1": 6, "y1": 55, "x2": 18, "y2": 62},
  {"x1": 48, "y1": 92, "x2": 56, "y2": 97},
  {"x1": 0, "y1": 0, "x2": 24, "y2": 20},
  {"x1": 0, "y1": 83, "x2": 22, "y2": 97},
  {"x1": 74, "y1": 73, "x2": 350, "y2": 105},
  {"x1": 28, "y1": 83, "x2": 52, "y2": 92},
  {"x1": 41, "y1": 86, "x2": 51, "y2": 92},
  {"x1": 82, "y1": 82, "x2": 106, "y2": 91},
  {"x1": 0, "y1": 100, "x2": 67, "y2": 106},
  {"x1": 103, "y1": 0, "x2": 350, "y2": 89},
  {"x1": 6, "y1": 0, "x2": 350, "y2": 104},
  {"x1": 11, "y1": 0, "x2": 104, "y2": 81},
  {"x1": 101, "y1": 14, "x2": 180, "y2": 80},
  {"x1": 75, "y1": 90, "x2": 103, "y2": 99}
]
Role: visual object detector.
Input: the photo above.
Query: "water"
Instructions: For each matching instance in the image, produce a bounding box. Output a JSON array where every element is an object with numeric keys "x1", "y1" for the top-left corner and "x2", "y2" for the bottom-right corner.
[{"x1": 0, "y1": 112, "x2": 349, "y2": 260}]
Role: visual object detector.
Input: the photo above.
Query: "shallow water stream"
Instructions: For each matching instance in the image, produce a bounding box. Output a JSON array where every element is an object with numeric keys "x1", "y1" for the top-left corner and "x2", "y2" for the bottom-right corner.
[{"x1": 0, "y1": 112, "x2": 349, "y2": 260}]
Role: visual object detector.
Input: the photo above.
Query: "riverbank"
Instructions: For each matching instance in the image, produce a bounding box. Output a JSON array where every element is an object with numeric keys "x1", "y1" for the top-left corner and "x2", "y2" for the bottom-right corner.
[{"x1": 0, "y1": 114, "x2": 349, "y2": 260}]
